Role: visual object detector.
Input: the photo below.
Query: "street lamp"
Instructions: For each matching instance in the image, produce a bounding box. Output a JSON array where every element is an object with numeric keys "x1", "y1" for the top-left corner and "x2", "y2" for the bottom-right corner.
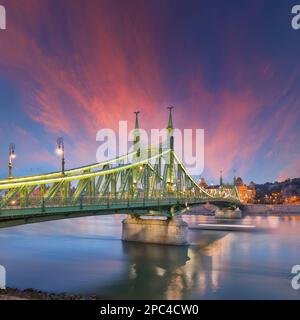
[
  {"x1": 8, "y1": 143, "x2": 16, "y2": 178},
  {"x1": 56, "y1": 137, "x2": 65, "y2": 175}
]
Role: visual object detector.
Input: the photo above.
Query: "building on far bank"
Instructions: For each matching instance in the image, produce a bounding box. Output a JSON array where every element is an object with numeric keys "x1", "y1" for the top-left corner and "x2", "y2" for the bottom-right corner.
[
  {"x1": 234, "y1": 177, "x2": 256, "y2": 203},
  {"x1": 198, "y1": 176, "x2": 256, "y2": 204},
  {"x1": 283, "y1": 195, "x2": 300, "y2": 204},
  {"x1": 199, "y1": 177, "x2": 208, "y2": 189}
]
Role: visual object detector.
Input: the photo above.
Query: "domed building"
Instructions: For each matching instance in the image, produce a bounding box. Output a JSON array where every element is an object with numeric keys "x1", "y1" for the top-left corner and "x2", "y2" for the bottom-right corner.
[
  {"x1": 234, "y1": 177, "x2": 256, "y2": 203},
  {"x1": 249, "y1": 181, "x2": 255, "y2": 190},
  {"x1": 235, "y1": 177, "x2": 244, "y2": 187}
]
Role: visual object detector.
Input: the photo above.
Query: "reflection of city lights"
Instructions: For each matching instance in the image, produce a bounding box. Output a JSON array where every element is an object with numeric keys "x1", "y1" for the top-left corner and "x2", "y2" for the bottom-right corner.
[
  {"x1": 267, "y1": 216, "x2": 279, "y2": 228},
  {"x1": 155, "y1": 267, "x2": 166, "y2": 277},
  {"x1": 128, "y1": 264, "x2": 137, "y2": 280}
]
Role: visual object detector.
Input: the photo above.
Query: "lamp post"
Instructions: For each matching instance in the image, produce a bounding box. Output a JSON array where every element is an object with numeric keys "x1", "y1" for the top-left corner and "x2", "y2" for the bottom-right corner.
[
  {"x1": 56, "y1": 137, "x2": 65, "y2": 175},
  {"x1": 8, "y1": 143, "x2": 16, "y2": 179}
]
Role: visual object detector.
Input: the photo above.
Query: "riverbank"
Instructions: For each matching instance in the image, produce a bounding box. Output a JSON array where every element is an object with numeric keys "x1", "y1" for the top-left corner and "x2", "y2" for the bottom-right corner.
[
  {"x1": 0, "y1": 288, "x2": 101, "y2": 300},
  {"x1": 188, "y1": 204, "x2": 300, "y2": 215},
  {"x1": 244, "y1": 204, "x2": 300, "y2": 215}
]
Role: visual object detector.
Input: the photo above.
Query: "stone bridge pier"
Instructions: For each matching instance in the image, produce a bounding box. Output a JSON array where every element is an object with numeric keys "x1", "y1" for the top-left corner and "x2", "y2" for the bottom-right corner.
[
  {"x1": 122, "y1": 215, "x2": 189, "y2": 246},
  {"x1": 215, "y1": 207, "x2": 242, "y2": 219}
]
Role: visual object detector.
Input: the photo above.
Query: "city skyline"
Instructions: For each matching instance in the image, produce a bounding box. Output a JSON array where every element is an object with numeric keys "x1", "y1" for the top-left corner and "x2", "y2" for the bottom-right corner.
[{"x1": 0, "y1": 0, "x2": 300, "y2": 184}]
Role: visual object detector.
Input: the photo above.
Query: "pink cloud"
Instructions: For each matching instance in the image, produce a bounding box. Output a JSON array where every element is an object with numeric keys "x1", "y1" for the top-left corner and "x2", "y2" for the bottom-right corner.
[{"x1": 0, "y1": 0, "x2": 299, "y2": 182}]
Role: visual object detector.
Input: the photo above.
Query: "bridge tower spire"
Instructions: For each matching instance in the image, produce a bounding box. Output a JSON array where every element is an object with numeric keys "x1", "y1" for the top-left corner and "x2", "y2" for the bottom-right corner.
[
  {"x1": 167, "y1": 106, "x2": 174, "y2": 150},
  {"x1": 132, "y1": 111, "x2": 141, "y2": 197},
  {"x1": 134, "y1": 111, "x2": 140, "y2": 130},
  {"x1": 167, "y1": 106, "x2": 174, "y2": 130},
  {"x1": 133, "y1": 111, "x2": 141, "y2": 159},
  {"x1": 166, "y1": 106, "x2": 175, "y2": 193},
  {"x1": 233, "y1": 169, "x2": 237, "y2": 187},
  {"x1": 219, "y1": 170, "x2": 223, "y2": 187}
]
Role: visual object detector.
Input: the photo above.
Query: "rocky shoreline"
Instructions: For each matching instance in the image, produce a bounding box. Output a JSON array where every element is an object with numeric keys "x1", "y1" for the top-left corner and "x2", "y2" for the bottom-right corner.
[{"x1": 0, "y1": 288, "x2": 101, "y2": 300}]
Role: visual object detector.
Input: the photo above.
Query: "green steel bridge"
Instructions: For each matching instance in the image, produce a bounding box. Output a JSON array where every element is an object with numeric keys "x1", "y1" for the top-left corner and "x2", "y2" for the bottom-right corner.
[{"x1": 0, "y1": 109, "x2": 242, "y2": 229}]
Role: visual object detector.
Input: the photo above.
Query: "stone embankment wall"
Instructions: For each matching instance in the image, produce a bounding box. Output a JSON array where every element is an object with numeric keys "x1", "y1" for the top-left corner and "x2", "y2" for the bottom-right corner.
[{"x1": 244, "y1": 204, "x2": 300, "y2": 214}]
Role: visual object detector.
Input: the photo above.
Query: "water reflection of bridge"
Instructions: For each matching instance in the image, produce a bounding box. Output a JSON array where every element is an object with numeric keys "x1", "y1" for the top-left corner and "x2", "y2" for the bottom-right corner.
[{"x1": 93, "y1": 230, "x2": 233, "y2": 300}]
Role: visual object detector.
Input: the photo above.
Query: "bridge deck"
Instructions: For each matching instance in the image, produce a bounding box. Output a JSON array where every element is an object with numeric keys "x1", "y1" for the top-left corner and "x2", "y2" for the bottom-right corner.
[{"x1": 0, "y1": 197, "x2": 241, "y2": 229}]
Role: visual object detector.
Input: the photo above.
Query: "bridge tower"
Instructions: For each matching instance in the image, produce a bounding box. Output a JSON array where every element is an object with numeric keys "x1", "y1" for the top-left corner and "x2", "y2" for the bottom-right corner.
[
  {"x1": 219, "y1": 170, "x2": 223, "y2": 187},
  {"x1": 133, "y1": 111, "x2": 141, "y2": 159},
  {"x1": 132, "y1": 111, "x2": 141, "y2": 197},
  {"x1": 166, "y1": 106, "x2": 175, "y2": 193}
]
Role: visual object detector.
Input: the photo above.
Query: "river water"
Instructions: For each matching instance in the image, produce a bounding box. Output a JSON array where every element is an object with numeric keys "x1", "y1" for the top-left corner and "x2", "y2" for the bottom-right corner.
[{"x1": 0, "y1": 213, "x2": 300, "y2": 299}]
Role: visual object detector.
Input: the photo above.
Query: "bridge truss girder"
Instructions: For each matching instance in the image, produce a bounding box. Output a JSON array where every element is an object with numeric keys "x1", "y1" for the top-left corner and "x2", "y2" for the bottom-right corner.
[{"x1": 0, "y1": 148, "x2": 241, "y2": 212}]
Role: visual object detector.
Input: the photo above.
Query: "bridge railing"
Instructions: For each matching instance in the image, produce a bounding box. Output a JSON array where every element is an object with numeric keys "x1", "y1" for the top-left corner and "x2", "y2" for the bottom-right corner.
[{"x1": 0, "y1": 194, "x2": 225, "y2": 212}]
